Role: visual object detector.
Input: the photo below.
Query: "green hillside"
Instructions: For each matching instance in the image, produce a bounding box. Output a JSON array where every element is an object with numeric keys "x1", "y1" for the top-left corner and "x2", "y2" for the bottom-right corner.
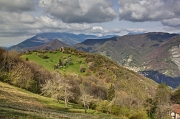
[
  {"x1": 21, "y1": 48, "x2": 157, "y2": 101},
  {"x1": 0, "y1": 47, "x2": 158, "y2": 118},
  {"x1": 0, "y1": 81, "x2": 121, "y2": 119},
  {"x1": 21, "y1": 49, "x2": 87, "y2": 75}
]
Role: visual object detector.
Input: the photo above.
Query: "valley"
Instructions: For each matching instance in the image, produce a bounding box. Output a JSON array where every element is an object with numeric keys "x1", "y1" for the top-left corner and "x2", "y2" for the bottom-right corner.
[{"x1": 75, "y1": 32, "x2": 180, "y2": 88}]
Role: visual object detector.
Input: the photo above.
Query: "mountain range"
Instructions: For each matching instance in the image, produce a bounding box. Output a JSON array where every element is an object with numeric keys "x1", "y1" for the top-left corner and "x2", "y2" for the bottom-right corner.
[
  {"x1": 9, "y1": 32, "x2": 114, "y2": 52},
  {"x1": 75, "y1": 32, "x2": 180, "y2": 88},
  {"x1": 8, "y1": 32, "x2": 180, "y2": 88}
]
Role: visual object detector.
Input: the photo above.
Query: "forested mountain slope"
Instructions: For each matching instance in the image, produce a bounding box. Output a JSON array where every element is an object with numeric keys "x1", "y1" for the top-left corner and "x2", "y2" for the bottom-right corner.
[{"x1": 75, "y1": 32, "x2": 180, "y2": 88}]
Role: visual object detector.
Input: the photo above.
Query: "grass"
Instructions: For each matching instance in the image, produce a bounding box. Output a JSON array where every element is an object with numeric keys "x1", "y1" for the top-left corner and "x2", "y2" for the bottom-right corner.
[
  {"x1": 21, "y1": 51, "x2": 87, "y2": 75},
  {"x1": 0, "y1": 107, "x2": 46, "y2": 119},
  {"x1": 0, "y1": 81, "x2": 122, "y2": 119}
]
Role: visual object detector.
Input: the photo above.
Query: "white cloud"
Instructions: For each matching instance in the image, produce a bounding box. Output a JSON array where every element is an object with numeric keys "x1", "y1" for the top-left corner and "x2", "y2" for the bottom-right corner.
[
  {"x1": 92, "y1": 26, "x2": 104, "y2": 32},
  {"x1": 0, "y1": 0, "x2": 34, "y2": 12},
  {"x1": 39, "y1": 0, "x2": 117, "y2": 23},
  {"x1": 161, "y1": 18, "x2": 180, "y2": 27},
  {"x1": 0, "y1": 12, "x2": 35, "y2": 24},
  {"x1": 118, "y1": 0, "x2": 180, "y2": 22},
  {"x1": 126, "y1": 28, "x2": 146, "y2": 33},
  {"x1": 0, "y1": 11, "x2": 92, "y2": 37}
]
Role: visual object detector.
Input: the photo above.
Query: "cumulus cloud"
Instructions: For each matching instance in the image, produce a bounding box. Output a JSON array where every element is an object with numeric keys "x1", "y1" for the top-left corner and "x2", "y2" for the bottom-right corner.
[
  {"x1": 118, "y1": 0, "x2": 180, "y2": 22},
  {"x1": 161, "y1": 18, "x2": 180, "y2": 27},
  {"x1": 91, "y1": 26, "x2": 104, "y2": 33},
  {"x1": 39, "y1": 0, "x2": 117, "y2": 23},
  {"x1": 0, "y1": 0, "x2": 34, "y2": 12},
  {"x1": 0, "y1": 10, "x2": 92, "y2": 37},
  {"x1": 35, "y1": 16, "x2": 91, "y2": 31},
  {"x1": 0, "y1": 12, "x2": 36, "y2": 24}
]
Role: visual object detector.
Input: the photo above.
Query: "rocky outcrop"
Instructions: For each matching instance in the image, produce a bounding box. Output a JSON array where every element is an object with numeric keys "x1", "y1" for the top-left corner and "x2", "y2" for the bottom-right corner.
[{"x1": 170, "y1": 46, "x2": 180, "y2": 70}]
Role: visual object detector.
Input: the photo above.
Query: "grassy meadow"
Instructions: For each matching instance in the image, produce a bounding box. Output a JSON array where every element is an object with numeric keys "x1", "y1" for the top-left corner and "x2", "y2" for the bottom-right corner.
[
  {"x1": 0, "y1": 81, "x2": 123, "y2": 119},
  {"x1": 21, "y1": 51, "x2": 87, "y2": 75}
]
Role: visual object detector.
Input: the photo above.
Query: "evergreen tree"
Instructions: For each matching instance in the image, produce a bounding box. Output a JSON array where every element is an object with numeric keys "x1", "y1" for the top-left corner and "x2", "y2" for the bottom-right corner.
[
  {"x1": 59, "y1": 58, "x2": 63, "y2": 66},
  {"x1": 171, "y1": 85, "x2": 180, "y2": 104},
  {"x1": 107, "y1": 84, "x2": 115, "y2": 101}
]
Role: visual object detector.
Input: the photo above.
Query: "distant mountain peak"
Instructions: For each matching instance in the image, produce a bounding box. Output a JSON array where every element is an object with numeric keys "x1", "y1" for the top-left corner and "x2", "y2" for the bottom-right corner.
[
  {"x1": 9, "y1": 32, "x2": 115, "y2": 52},
  {"x1": 46, "y1": 39, "x2": 69, "y2": 48},
  {"x1": 24, "y1": 39, "x2": 69, "y2": 51},
  {"x1": 49, "y1": 39, "x2": 62, "y2": 44}
]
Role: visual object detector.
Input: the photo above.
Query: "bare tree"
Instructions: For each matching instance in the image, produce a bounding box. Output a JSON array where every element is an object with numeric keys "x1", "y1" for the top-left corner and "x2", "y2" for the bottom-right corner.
[
  {"x1": 41, "y1": 71, "x2": 74, "y2": 108},
  {"x1": 79, "y1": 84, "x2": 93, "y2": 113}
]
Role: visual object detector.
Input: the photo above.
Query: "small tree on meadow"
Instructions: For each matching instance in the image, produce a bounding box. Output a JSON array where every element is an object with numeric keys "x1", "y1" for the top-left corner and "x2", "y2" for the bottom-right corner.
[
  {"x1": 80, "y1": 64, "x2": 86, "y2": 73},
  {"x1": 41, "y1": 71, "x2": 74, "y2": 107},
  {"x1": 79, "y1": 84, "x2": 93, "y2": 113}
]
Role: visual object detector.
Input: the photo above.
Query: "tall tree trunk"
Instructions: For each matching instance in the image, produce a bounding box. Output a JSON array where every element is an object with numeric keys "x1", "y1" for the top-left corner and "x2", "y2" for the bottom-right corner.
[
  {"x1": 65, "y1": 98, "x2": 68, "y2": 108},
  {"x1": 83, "y1": 96, "x2": 86, "y2": 113},
  {"x1": 83, "y1": 100, "x2": 87, "y2": 113},
  {"x1": 64, "y1": 87, "x2": 68, "y2": 108}
]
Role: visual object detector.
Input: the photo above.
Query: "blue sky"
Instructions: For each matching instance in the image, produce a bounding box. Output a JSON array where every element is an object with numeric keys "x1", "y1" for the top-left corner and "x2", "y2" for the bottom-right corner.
[{"x1": 0, "y1": 0, "x2": 180, "y2": 47}]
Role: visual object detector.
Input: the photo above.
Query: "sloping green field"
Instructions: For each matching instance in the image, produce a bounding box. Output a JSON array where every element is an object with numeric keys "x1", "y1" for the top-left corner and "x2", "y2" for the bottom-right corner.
[
  {"x1": 0, "y1": 81, "x2": 122, "y2": 119},
  {"x1": 21, "y1": 51, "x2": 87, "y2": 75}
]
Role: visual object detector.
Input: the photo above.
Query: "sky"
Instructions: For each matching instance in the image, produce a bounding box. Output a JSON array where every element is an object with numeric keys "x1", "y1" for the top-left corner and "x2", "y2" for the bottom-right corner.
[{"x1": 0, "y1": 0, "x2": 180, "y2": 47}]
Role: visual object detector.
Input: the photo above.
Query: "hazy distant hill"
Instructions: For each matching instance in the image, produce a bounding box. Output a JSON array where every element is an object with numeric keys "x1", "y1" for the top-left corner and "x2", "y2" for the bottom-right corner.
[
  {"x1": 75, "y1": 32, "x2": 180, "y2": 88},
  {"x1": 75, "y1": 32, "x2": 177, "y2": 67},
  {"x1": 9, "y1": 32, "x2": 114, "y2": 52},
  {"x1": 144, "y1": 35, "x2": 180, "y2": 75},
  {"x1": 24, "y1": 39, "x2": 69, "y2": 51}
]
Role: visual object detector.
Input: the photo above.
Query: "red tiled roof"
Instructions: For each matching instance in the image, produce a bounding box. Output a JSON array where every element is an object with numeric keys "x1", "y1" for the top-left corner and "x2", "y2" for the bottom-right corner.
[{"x1": 172, "y1": 104, "x2": 180, "y2": 114}]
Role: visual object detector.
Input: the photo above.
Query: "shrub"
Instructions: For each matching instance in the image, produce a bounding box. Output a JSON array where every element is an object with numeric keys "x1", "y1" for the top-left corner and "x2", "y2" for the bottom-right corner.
[
  {"x1": 26, "y1": 57, "x2": 29, "y2": 61},
  {"x1": 96, "y1": 100, "x2": 109, "y2": 113},
  {"x1": 119, "y1": 107, "x2": 130, "y2": 117},
  {"x1": 80, "y1": 67, "x2": 86, "y2": 73},
  {"x1": 38, "y1": 53, "x2": 49, "y2": 59},
  {"x1": 111, "y1": 105, "x2": 121, "y2": 115},
  {"x1": 129, "y1": 111, "x2": 149, "y2": 119}
]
